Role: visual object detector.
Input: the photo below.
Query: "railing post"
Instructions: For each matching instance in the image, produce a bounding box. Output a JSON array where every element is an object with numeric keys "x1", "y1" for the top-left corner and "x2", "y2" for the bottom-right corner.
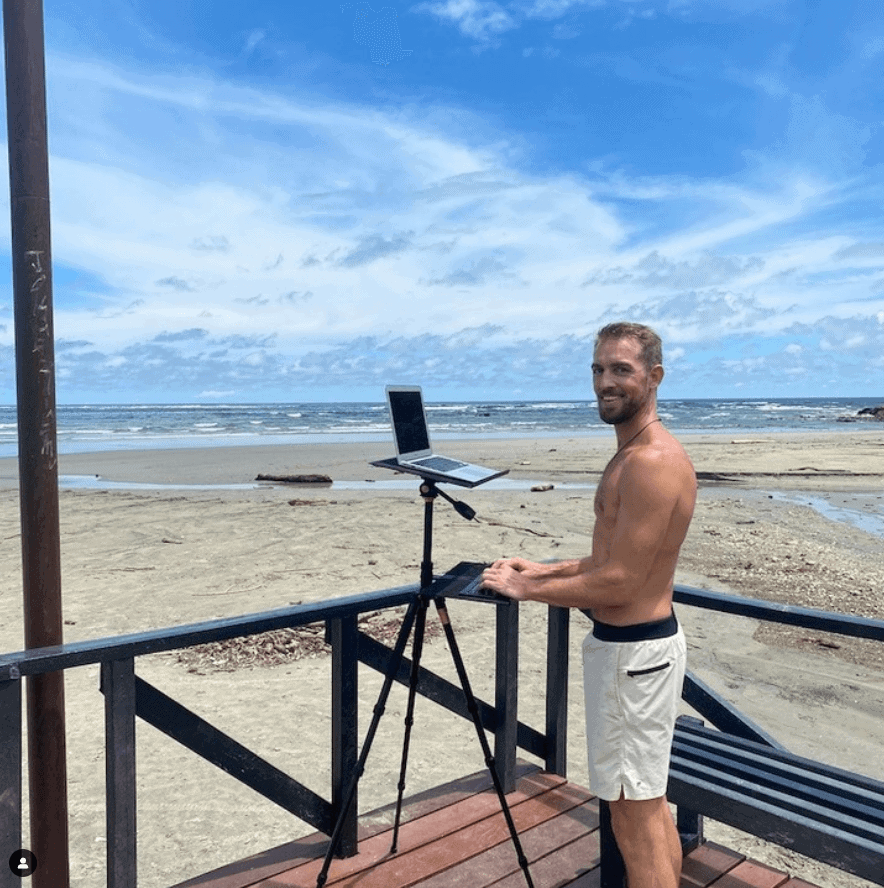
[
  {"x1": 101, "y1": 659, "x2": 137, "y2": 888},
  {"x1": 599, "y1": 799, "x2": 627, "y2": 887},
  {"x1": 329, "y1": 616, "x2": 358, "y2": 857},
  {"x1": 0, "y1": 678, "x2": 22, "y2": 888},
  {"x1": 494, "y1": 601, "x2": 519, "y2": 793},
  {"x1": 545, "y1": 605, "x2": 569, "y2": 777}
]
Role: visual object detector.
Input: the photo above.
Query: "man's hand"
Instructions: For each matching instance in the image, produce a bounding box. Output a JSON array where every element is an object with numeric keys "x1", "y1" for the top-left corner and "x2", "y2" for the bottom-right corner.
[{"x1": 481, "y1": 557, "x2": 538, "y2": 601}]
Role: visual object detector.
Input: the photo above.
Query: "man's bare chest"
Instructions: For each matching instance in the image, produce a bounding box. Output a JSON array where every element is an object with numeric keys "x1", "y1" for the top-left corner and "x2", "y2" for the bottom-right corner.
[{"x1": 594, "y1": 457, "x2": 623, "y2": 519}]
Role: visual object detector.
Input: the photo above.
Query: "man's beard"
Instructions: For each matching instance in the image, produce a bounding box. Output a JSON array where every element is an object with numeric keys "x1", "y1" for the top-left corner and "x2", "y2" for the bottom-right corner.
[{"x1": 597, "y1": 393, "x2": 643, "y2": 425}]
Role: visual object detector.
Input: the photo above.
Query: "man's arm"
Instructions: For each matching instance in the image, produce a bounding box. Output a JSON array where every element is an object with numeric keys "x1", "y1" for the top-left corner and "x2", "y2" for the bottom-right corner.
[
  {"x1": 488, "y1": 556, "x2": 584, "y2": 580},
  {"x1": 482, "y1": 450, "x2": 682, "y2": 608}
]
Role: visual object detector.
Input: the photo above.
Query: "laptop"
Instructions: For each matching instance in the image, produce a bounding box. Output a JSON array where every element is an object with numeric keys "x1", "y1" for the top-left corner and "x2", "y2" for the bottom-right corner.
[
  {"x1": 430, "y1": 561, "x2": 511, "y2": 604},
  {"x1": 378, "y1": 385, "x2": 508, "y2": 487}
]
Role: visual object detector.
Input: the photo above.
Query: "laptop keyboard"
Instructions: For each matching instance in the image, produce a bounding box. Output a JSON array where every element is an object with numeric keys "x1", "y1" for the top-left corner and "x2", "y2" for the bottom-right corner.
[
  {"x1": 411, "y1": 455, "x2": 468, "y2": 472},
  {"x1": 433, "y1": 561, "x2": 511, "y2": 604}
]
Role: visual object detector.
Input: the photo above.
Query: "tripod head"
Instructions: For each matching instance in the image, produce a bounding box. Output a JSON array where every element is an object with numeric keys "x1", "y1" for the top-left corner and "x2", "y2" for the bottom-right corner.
[{"x1": 420, "y1": 479, "x2": 476, "y2": 521}]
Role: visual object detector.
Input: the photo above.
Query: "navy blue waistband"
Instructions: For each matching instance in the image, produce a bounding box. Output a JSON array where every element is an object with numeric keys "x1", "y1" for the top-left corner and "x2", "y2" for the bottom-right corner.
[{"x1": 592, "y1": 612, "x2": 678, "y2": 642}]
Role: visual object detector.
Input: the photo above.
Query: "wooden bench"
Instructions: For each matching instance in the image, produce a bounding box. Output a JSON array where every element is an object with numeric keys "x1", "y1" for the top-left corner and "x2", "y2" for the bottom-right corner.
[{"x1": 667, "y1": 715, "x2": 884, "y2": 886}]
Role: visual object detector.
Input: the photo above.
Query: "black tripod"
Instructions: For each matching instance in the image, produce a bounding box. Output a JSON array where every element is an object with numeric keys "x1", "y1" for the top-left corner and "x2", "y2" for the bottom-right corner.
[{"x1": 316, "y1": 478, "x2": 534, "y2": 888}]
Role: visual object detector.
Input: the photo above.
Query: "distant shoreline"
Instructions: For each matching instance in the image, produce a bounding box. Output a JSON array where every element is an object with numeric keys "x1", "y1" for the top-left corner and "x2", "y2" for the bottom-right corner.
[
  {"x1": 0, "y1": 419, "x2": 881, "y2": 462},
  {"x1": 1, "y1": 427, "x2": 882, "y2": 490},
  {"x1": 2, "y1": 396, "x2": 882, "y2": 462}
]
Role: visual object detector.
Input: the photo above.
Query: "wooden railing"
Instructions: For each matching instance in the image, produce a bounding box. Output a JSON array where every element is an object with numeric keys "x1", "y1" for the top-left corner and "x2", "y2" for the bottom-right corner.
[
  {"x1": 0, "y1": 572, "x2": 568, "y2": 888},
  {"x1": 1, "y1": 575, "x2": 883, "y2": 888}
]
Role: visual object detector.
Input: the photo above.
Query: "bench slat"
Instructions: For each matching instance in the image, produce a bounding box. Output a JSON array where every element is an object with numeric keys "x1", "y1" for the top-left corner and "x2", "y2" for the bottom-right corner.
[
  {"x1": 670, "y1": 757, "x2": 884, "y2": 843},
  {"x1": 668, "y1": 769, "x2": 884, "y2": 885},
  {"x1": 675, "y1": 721, "x2": 884, "y2": 795},
  {"x1": 672, "y1": 739, "x2": 884, "y2": 826}
]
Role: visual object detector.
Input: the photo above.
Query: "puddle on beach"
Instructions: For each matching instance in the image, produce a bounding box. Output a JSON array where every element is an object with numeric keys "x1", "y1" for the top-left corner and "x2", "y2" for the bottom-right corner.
[
  {"x1": 57, "y1": 476, "x2": 884, "y2": 538},
  {"x1": 333, "y1": 478, "x2": 597, "y2": 491},
  {"x1": 58, "y1": 475, "x2": 262, "y2": 492},
  {"x1": 58, "y1": 474, "x2": 596, "y2": 493},
  {"x1": 767, "y1": 491, "x2": 884, "y2": 538}
]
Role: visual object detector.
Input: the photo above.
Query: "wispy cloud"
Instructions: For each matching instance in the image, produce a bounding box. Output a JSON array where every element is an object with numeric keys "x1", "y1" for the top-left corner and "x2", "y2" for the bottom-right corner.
[{"x1": 413, "y1": 0, "x2": 518, "y2": 41}]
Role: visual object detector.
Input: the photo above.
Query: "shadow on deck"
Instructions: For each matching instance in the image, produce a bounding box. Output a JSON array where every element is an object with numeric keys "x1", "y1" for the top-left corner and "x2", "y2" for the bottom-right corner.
[{"x1": 172, "y1": 765, "x2": 821, "y2": 888}]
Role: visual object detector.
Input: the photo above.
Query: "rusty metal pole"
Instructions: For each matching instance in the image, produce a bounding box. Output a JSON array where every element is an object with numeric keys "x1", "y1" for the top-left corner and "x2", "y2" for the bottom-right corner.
[{"x1": 2, "y1": 0, "x2": 71, "y2": 885}]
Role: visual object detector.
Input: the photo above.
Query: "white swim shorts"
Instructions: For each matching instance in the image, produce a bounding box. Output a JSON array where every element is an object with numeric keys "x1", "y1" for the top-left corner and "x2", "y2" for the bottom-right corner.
[{"x1": 582, "y1": 611, "x2": 686, "y2": 801}]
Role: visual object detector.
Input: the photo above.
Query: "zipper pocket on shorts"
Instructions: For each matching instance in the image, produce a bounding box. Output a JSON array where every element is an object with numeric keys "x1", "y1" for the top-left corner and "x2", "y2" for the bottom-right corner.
[{"x1": 627, "y1": 661, "x2": 671, "y2": 677}]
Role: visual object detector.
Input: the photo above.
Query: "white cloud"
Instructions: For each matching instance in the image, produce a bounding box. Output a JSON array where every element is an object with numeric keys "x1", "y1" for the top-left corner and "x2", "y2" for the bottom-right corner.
[
  {"x1": 412, "y1": 0, "x2": 789, "y2": 41},
  {"x1": 518, "y1": 0, "x2": 603, "y2": 17},
  {"x1": 243, "y1": 29, "x2": 267, "y2": 56},
  {"x1": 859, "y1": 36, "x2": 884, "y2": 61},
  {"x1": 784, "y1": 95, "x2": 872, "y2": 177},
  {"x1": 36, "y1": 55, "x2": 647, "y2": 361},
  {"x1": 412, "y1": 0, "x2": 517, "y2": 40}
]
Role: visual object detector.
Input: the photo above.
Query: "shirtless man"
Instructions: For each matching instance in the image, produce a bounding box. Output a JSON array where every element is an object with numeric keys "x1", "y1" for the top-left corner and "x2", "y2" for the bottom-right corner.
[{"x1": 481, "y1": 322, "x2": 696, "y2": 888}]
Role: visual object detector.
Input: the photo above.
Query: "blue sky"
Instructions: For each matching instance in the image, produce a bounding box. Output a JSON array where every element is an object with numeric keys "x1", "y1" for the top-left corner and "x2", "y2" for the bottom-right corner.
[{"x1": 1, "y1": 0, "x2": 883, "y2": 402}]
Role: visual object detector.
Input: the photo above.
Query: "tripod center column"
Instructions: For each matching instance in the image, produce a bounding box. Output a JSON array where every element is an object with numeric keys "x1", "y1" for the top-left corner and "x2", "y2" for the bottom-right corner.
[{"x1": 420, "y1": 481, "x2": 438, "y2": 590}]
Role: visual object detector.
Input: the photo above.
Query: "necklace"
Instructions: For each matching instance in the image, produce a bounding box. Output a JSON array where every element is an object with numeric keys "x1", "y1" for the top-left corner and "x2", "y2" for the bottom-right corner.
[{"x1": 617, "y1": 417, "x2": 661, "y2": 453}]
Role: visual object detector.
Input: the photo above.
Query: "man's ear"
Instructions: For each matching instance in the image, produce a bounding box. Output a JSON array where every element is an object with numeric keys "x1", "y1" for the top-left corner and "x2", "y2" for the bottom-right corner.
[{"x1": 650, "y1": 364, "x2": 664, "y2": 389}]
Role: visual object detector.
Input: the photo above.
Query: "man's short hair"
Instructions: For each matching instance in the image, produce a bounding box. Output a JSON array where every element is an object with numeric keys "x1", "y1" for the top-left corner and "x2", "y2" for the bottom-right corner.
[{"x1": 595, "y1": 322, "x2": 663, "y2": 371}]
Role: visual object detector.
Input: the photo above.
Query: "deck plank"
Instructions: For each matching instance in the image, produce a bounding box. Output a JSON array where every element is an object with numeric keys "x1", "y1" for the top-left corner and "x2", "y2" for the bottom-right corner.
[
  {"x1": 171, "y1": 765, "x2": 543, "y2": 888},
  {"x1": 271, "y1": 777, "x2": 583, "y2": 887},
  {"x1": 709, "y1": 860, "x2": 791, "y2": 888},
  {"x1": 681, "y1": 842, "x2": 745, "y2": 887},
  {"x1": 419, "y1": 795, "x2": 599, "y2": 888},
  {"x1": 486, "y1": 830, "x2": 601, "y2": 888},
  {"x1": 170, "y1": 768, "x2": 825, "y2": 888}
]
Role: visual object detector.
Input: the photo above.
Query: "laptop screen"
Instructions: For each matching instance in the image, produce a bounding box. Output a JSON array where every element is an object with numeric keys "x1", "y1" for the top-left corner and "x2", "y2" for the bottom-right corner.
[{"x1": 389, "y1": 389, "x2": 431, "y2": 454}]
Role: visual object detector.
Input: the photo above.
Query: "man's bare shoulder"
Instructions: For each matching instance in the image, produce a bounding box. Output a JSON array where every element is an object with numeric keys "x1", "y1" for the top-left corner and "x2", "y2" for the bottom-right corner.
[{"x1": 620, "y1": 432, "x2": 696, "y2": 486}]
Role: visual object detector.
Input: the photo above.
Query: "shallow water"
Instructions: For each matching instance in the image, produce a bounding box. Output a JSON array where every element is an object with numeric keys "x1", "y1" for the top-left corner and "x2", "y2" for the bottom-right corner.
[
  {"x1": 767, "y1": 490, "x2": 884, "y2": 538},
  {"x1": 55, "y1": 476, "x2": 884, "y2": 538}
]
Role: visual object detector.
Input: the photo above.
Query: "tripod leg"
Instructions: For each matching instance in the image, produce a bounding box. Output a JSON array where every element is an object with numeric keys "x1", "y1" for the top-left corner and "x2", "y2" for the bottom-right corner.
[
  {"x1": 390, "y1": 595, "x2": 429, "y2": 853},
  {"x1": 316, "y1": 599, "x2": 420, "y2": 888},
  {"x1": 433, "y1": 598, "x2": 535, "y2": 888}
]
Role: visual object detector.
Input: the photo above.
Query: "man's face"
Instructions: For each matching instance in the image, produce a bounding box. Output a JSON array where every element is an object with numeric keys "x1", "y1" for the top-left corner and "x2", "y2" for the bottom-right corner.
[{"x1": 592, "y1": 336, "x2": 660, "y2": 425}]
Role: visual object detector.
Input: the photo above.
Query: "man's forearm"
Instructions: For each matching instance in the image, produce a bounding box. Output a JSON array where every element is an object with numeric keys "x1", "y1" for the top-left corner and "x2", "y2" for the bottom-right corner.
[
  {"x1": 534, "y1": 558, "x2": 583, "y2": 578},
  {"x1": 482, "y1": 555, "x2": 630, "y2": 608},
  {"x1": 522, "y1": 559, "x2": 630, "y2": 609}
]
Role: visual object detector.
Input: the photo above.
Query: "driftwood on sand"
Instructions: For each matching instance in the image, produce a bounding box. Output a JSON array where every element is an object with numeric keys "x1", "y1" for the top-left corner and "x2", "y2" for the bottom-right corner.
[{"x1": 256, "y1": 473, "x2": 333, "y2": 484}]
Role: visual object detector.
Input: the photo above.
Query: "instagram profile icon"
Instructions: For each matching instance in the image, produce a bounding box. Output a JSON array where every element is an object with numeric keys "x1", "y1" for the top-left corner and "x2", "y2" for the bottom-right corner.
[{"x1": 9, "y1": 849, "x2": 37, "y2": 878}]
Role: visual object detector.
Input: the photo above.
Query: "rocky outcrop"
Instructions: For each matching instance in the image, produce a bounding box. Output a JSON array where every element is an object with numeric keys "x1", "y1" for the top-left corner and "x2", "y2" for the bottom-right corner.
[{"x1": 837, "y1": 405, "x2": 884, "y2": 422}]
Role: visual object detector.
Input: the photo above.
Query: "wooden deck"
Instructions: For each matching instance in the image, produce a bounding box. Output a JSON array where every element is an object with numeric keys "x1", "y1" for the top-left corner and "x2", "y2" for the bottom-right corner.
[{"x1": 172, "y1": 765, "x2": 823, "y2": 888}]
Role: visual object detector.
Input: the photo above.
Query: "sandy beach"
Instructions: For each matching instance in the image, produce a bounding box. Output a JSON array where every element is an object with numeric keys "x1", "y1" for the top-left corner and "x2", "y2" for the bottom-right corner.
[{"x1": 1, "y1": 429, "x2": 883, "y2": 887}]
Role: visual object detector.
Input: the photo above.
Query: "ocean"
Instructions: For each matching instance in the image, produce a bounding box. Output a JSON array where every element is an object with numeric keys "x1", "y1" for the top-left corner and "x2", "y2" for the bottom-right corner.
[{"x1": 1, "y1": 397, "x2": 882, "y2": 458}]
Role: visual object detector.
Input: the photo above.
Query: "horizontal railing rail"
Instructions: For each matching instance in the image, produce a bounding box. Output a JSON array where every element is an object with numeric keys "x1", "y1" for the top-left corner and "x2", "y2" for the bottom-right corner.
[
  {"x1": 673, "y1": 585, "x2": 884, "y2": 640},
  {"x1": 673, "y1": 584, "x2": 884, "y2": 745},
  {"x1": 0, "y1": 583, "x2": 421, "y2": 680},
  {"x1": 3, "y1": 582, "x2": 881, "y2": 681}
]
